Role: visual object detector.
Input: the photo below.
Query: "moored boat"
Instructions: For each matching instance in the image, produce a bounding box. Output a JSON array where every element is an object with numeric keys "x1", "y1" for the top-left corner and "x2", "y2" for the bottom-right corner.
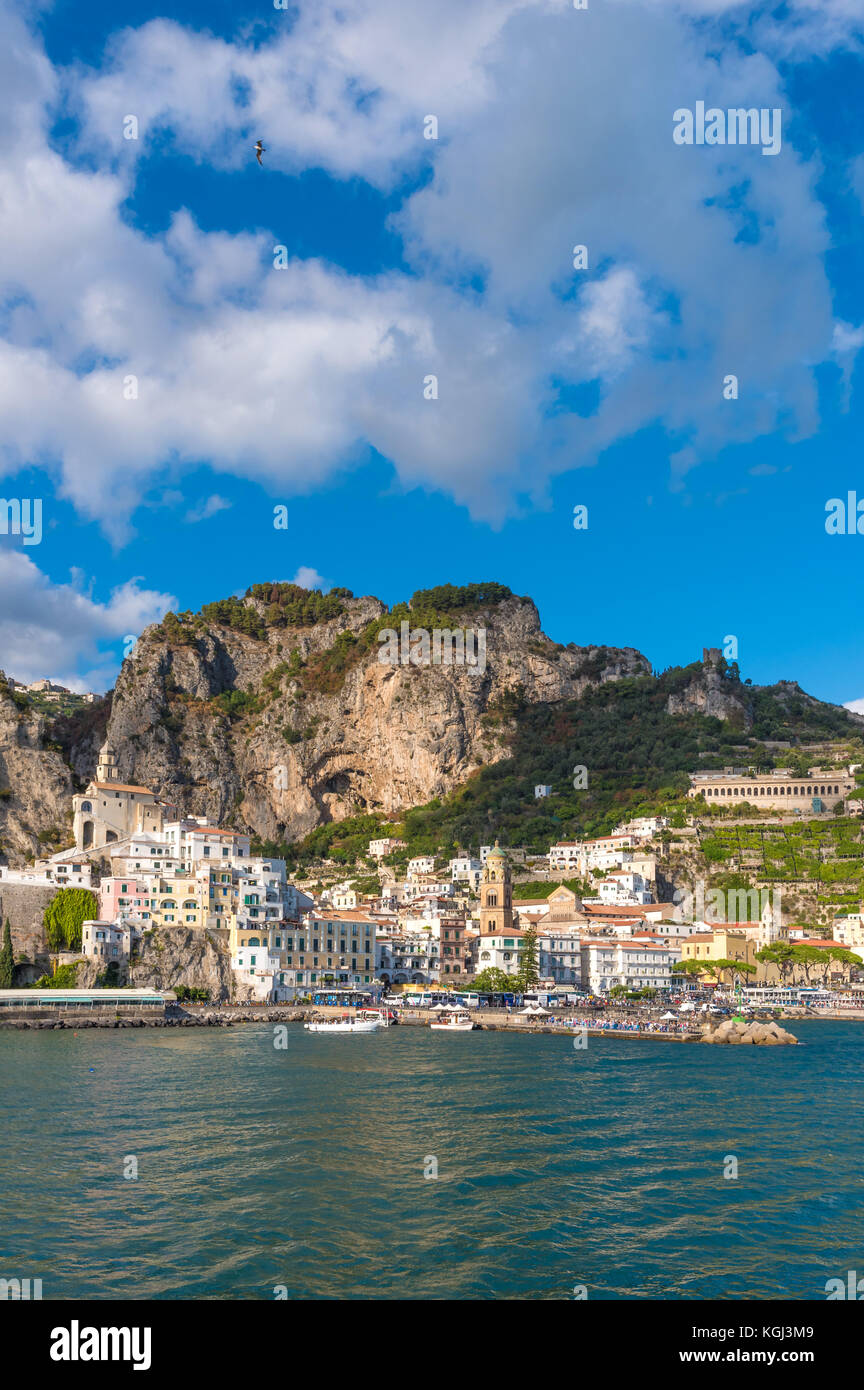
[
  {"x1": 430, "y1": 1006, "x2": 477, "y2": 1032},
  {"x1": 304, "y1": 1009, "x2": 388, "y2": 1034}
]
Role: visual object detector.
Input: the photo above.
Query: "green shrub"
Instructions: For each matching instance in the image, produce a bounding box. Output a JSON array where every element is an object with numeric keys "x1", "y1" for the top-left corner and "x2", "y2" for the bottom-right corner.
[{"x1": 32, "y1": 961, "x2": 80, "y2": 989}]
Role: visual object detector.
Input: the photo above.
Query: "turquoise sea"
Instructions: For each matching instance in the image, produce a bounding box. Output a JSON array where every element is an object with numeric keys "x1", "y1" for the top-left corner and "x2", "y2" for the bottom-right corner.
[{"x1": 1, "y1": 1020, "x2": 861, "y2": 1300}]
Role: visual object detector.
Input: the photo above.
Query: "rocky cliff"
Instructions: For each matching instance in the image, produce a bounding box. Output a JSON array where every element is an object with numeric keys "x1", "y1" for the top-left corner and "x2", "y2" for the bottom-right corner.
[
  {"x1": 665, "y1": 666, "x2": 752, "y2": 723},
  {"x1": 1, "y1": 581, "x2": 862, "y2": 862},
  {"x1": 92, "y1": 584, "x2": 650, "y2": 843},
  {"x1": 118, "y1": 927, "x2": 235, "y2": 1001},
  {"x1": 0, "y1": 676, "x2": 74, "y2": 862}
]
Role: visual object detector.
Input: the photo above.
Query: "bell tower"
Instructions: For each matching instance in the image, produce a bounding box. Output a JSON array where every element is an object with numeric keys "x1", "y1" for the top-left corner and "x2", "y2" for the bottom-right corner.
[
  {"x1": 480, "y1": 842, "x2": 512, "y2": 934},
  {"x1": 97, "y1": 745, "x2": 120, "y2": 783}
]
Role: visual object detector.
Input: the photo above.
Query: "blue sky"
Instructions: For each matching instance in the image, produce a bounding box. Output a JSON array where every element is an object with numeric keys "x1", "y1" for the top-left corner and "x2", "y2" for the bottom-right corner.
[{"x1": 2, "y1": 0, "x2": 864, "y2": 706}]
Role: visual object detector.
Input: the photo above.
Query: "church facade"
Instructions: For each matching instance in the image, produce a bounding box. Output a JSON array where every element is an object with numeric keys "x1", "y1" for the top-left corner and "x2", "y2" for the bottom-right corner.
[{"x1": 72, "y1": 747, "x2": 176, "y2": 852}]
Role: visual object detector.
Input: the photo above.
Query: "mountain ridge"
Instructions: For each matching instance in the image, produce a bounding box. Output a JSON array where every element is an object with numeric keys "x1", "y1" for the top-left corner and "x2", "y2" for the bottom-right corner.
[{"x1": 0, "y1": 580, "x2": 861, "y2": 864}]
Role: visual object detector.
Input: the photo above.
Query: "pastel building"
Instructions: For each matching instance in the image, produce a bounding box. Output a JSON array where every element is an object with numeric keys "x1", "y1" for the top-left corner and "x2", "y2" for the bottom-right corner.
[
  {"x1": 277, "y1": 912, "x2": 377, "y2": 995},
  {"x1": 81, "y1": 918, "x2": 141, "y2": 966},
  {"x1": 368, "y1": 837, "x2": 406, "y2": 858}
]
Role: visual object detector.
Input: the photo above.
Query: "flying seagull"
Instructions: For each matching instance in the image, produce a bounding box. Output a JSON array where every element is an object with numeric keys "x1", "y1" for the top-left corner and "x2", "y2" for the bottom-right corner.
[{"x1": 254, "y1": 140, "x2": 266, "y2": 166}]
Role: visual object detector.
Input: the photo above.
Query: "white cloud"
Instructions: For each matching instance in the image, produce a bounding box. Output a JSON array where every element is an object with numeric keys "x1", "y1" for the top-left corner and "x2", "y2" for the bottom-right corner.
[
  {"x1": 0, "y1": 0, "x2": 857, "y2": 539},
  {"x1": 845, "y1": 698, "x2": 864, "y2": 715},
  {"x1": 0, "y1": 550, "x2": 176, "y2": 690},
  {"x1": 185, "y1": 494, "x2": 233, "y2": 523},
  {"x1": 292, "y1": 567, "x2": 329, "y2": 591}
]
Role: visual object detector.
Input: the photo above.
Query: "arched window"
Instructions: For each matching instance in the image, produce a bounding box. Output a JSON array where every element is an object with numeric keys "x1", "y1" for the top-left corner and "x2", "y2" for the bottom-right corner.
[
  {"x1": 487, "y1": 892, "x2": 498, "y2": 907},
  {"x1": 81, "y1": 801, "x2": 92, "y2": 813},
  {"x1": 82, "y1": 821, "x2": 94, "y2": 848},
  {"x1": 247, "y1": 937, "x2": 261, "y2": 947}
]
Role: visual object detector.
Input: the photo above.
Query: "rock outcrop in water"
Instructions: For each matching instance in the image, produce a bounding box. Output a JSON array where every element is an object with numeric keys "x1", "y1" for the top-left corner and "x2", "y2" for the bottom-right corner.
[{"x1": 701, "y1": 1018, "x2": 799, "y2": 1045}]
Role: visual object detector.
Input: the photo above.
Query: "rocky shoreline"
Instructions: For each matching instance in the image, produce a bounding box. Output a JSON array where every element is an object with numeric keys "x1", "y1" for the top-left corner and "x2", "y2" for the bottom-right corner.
[
  {"x1": 701, "y1": 1017, "x2": 800, "y2": 1045},
  {"x1": 0, "y1": 1007, "x2": 308, "y2": 1029}
]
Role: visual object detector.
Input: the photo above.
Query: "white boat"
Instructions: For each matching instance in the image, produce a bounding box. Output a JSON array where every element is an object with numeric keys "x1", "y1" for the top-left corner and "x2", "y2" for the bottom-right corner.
[
  {"x1": 304, "y1": 1009, "x2": 387, "y2": 1034},
  {"x1": 430, "y1": 1006, "x2": 476, "y2": 1032}
]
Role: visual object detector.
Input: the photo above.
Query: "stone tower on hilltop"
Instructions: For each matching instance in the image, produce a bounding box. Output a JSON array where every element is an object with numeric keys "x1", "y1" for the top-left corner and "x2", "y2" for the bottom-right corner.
[{"x1": 479, "y1": 842, "x2": 513, "y2": 934}]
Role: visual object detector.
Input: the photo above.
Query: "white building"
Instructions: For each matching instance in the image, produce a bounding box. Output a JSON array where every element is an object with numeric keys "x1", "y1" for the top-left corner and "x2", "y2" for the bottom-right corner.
[
  {"x1": 547, "y1": 842, "x2": 582, "y2": 872},
  {"x1": 402, "y1": 879, "x2": 454, "y2": 904},
  {"x1": 407, "y1": 855, "x2": 436, "y2": 879},
  {"x1": 331, "y1": 886, "x2": 359, "y2": 910},
  {"x1": 592, "y1": 871, "x2": 654, "y2": 906},
  {"x1": 535, "y1": 785, "x2": 553, "y2": 799},
  {"x1": 580, "y1": 939, "x2": 681, "y2": 994},
  {"x1": 233, "y1": 858, "x2": 295, "y2": 932},
  {"x1": 377, "y1": 932, "x2": 440, "y2": 986},
  {"x1": 449, "y1": 856, "x2": 483, "y2": 888},
  {"x1": 474, "y1": 928, "x2": 524, "y2": 977},
  {"x1": 617, "y1": 817, "x2": 669, "y2": 840},
  {"x1": 832, "y1": 914, "x2": 864, "y2": 949},
  {"x1": 537, "y1": 928, "x2": 583, "y2": 986},
  {"x1": 0, "y1": 862, "x2": 92, "y2": 889},
  {"x1": 115, "y1": 822, "x2": 250, "y2": 875},
  {"x1": 233, "y1": 944, "x2": 290, "y2": 1002},
  {"x1": 161, "y1": 821, "x2": 251, "y2": 865}
]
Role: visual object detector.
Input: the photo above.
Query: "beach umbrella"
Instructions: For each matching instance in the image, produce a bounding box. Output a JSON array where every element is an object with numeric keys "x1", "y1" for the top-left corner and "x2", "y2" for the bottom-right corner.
[{"x1": 660, "y1": 1011, "x2": 676, "y2": 1020}]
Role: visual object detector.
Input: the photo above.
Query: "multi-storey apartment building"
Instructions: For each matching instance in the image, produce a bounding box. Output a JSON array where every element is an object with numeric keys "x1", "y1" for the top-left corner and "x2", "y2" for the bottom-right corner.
[
  {"x1": 537, "y1": 929, "x2": 583, "y2": 986},
  {"x1": 580, "y1": 938, "x2": 681, "y2": 994},
  {"x1": 277, "y1": 911, "x2": 378, "y2": 994}
]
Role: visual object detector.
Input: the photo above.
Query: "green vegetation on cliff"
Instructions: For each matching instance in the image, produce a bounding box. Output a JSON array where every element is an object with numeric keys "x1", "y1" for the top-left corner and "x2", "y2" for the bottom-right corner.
[
  {"x1": 43, "y1": 888, "x2": 99, "y2": 952},
  {"x1": 254, "y1": 666, "x2": 862, "y2": 868}
]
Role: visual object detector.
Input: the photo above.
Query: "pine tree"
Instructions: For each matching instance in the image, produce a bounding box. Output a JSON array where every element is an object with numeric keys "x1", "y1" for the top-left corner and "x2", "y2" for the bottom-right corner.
[
  {"x1": 517, "y1": 922, "x2": 539, "y2": 990},
  {"x1": 0, "y1": 918, "x2": 14, "y2": 989}
]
